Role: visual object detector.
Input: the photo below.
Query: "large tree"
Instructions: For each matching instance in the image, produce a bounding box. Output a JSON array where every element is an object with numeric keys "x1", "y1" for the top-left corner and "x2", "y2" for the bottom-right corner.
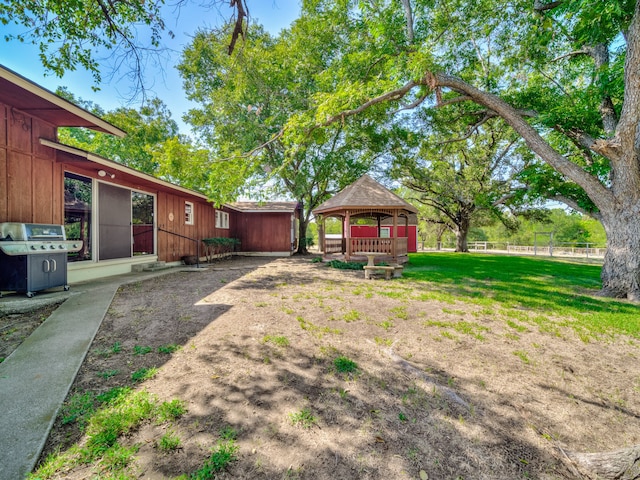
[
  {"x1": 391, "y1": 111, "x2": 532, "y2": 252},
  {"x1": 178, "y1": 23, "x2": 377, "y2": 253},
  {"x1": 279, "y1": 0, "x2": 639, "y2": 300}
]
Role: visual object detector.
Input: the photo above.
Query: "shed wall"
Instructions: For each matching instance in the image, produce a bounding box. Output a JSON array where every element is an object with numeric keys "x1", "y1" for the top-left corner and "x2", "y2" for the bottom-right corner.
[{"x1": 233, "y1": 211, "x2": 293, "y2": 253}]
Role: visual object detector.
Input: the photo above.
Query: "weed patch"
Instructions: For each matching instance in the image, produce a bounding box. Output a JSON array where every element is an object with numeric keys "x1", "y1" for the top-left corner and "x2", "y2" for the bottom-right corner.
[{"x1": 289, "y1": 408, "x2": 317, "y2": 428}]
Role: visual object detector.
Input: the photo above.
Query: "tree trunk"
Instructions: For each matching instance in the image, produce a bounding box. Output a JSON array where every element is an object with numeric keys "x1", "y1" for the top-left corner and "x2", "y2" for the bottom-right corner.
[
  {"x1": 565, "y1": 444, "x2": 640, "y2": 480},
  {"x1": 454, "y1": 228, "x2": 468, "y2": 252},
  {"x1": 296, "y1": 201, "x2": 309, "y2": 255},
  {"x1": 600, "y1": 206, "x2": 640, "y2": 300},
  {"x1": 454, "y1": 216, "x2": 470, "y2": 252},
  {"x1": 435, "y1": 225, "x2": 445, "y2": 250}
]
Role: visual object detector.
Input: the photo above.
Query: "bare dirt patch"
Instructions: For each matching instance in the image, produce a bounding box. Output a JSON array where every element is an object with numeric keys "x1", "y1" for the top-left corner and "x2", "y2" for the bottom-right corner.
[
  {"x1": 34, "y1": 256, "x2": 640, "y2": 479},
  {"x1": 0, "y1": 302, "x2": 62, "y2": 362}
]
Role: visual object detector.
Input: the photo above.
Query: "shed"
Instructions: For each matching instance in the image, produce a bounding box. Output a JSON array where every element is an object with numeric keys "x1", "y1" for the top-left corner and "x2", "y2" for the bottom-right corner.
[{"x1": 226, "y1": 202, "x2": 300, "y2": 256}]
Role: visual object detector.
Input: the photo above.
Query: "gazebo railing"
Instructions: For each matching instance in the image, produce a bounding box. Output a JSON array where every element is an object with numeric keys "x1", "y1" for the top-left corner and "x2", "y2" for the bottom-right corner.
[
  {"x1": 350, "y1": 237, "x2": 408, "y2": 257},
  {"x1": 351, "y1": 237, "x2": 393, "y2": 254},
  {"x1": 324, "y1": 237, "x2": 408, "y2": 257},
  {"x1": 325, "y1": 238, "x2": 344, "y2": 254},
  {"x1": 395, "y1": 237, "x2": 408, "y2": 256}
]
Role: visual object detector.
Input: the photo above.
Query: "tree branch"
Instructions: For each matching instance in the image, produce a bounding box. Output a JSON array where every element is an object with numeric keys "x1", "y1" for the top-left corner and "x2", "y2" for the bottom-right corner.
[
  {"x1": 548, "y1": 195, "x2": 602, "y2": 221},
  {"x1": 228, "y1": 0, "x2": 248, "y2": 55},
  {"x1": 319, "y1": 79, "x2": 419, "y2": 127},
  {"x1": 552, "y1": 49, "x2": 589, "y2": 62},
  {"x1": 433, "y1": 73, "x2": 615, "y2": 213},
  {"x1": 533, "y1": 0, "x2": 564, "y2": 12}
]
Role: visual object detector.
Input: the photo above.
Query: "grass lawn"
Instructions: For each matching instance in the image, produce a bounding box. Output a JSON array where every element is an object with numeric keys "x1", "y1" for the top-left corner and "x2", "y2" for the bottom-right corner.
[
  {"x1": 31, "y1": 253, "x2": 640, "y2": 480},
  {"x1": 404, "y1": 253, "x2": 640, "y2": 340}
]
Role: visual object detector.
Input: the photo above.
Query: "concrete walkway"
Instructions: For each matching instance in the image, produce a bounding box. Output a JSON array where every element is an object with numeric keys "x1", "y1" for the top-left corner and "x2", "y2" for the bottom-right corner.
[{"x1": 0, "y1": 267, "x2": 192, "y2": 480}]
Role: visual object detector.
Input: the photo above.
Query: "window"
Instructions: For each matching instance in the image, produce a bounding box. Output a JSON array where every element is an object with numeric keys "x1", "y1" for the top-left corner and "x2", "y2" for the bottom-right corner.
[
  {"x1": 380, "y1": 227, "x2": 391, "y2": 238},
  {"x1": 216, "y1": 210, "x2": 229, "y2": 229},
  {"x1": 185, "y1": 202, "x2": 194, "y2": 225}
]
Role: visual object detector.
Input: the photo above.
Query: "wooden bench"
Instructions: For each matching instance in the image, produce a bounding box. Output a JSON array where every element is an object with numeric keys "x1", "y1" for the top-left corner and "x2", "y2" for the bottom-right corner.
[{"x1": 364, "y1": 264, "x2": 403, "y2": 280}]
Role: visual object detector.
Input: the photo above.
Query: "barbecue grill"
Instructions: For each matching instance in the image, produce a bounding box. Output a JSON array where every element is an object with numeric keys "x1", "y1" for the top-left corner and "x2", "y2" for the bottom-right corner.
[{"x1": 0, "y1": 223, "x2": 83, "y2": 297}]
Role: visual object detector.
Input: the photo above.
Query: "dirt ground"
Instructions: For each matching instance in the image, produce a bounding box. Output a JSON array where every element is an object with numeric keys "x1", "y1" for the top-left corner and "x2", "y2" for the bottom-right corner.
[
  {"x1": 0, "y1": 302, "x2": 62, "y2": 362},
  {"x1": 6, "y1": 255, "x2": 640, "y2": 479}
]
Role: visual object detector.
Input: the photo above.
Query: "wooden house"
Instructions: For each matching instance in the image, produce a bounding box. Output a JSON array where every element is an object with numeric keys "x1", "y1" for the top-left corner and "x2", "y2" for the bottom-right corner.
[{"x1": 0, "y1": 65, "x2": 293, "y2": 286}]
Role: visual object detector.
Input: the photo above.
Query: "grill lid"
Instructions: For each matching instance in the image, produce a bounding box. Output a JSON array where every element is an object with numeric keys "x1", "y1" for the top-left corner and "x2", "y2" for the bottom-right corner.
[{"x1": 1, "y1": 223, "x2": 66, "y2": 241}]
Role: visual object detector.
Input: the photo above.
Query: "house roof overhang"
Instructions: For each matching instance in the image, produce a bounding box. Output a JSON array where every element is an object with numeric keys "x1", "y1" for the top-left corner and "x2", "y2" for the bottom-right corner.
[
  {"x1": 0, "y1": 65, "x2": 126, "y2": 137},
  {"x1": 225, "y1": 201, "x2": 300, "y2": 214},
  {"x1": 41, "y1": 138, "x2": 211, "y2": 202}
]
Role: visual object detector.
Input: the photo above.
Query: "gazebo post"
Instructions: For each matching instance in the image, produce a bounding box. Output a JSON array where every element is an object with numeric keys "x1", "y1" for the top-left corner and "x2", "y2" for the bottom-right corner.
[
  {"x1": 393, "y1": 211, "x2": 398, "y2": 261},
  {"x1": 318, "y1": 215, "x2": 325, "y2": 254},
  {"x1": 345, "y1": 210, "x2": 351, "y2": 260}
]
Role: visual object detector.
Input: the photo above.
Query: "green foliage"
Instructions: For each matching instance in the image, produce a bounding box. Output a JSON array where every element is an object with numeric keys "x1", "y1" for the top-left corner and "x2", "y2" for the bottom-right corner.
[
  {"x1": 288, "y1": 408, "x2": 317, "y2": 429},
  {"x1": 31, "y1": 387, "x2": 187, "y2": 478},
  {"x1": 0, "y1": 0, "x2": 167, "y2": 84},
  {"x1": 333, "y1": 355, "x2": 358, "y2": 374},
  {"x1": 133, "y1": 345, "x2": 153, "y2": 355},
  {"x1": 479, "y1": 209, "x2": 606, "y2": 247},
  {"x1": 158, "y1": 431, "x2": 181, "y2": 451},
  {"x1": 202, "y1": 237, "x2": 240, "y2": 253},
  {"x1": 156, "y1": 399, "x2": 187, "y2": 423},
  {"x1": 60, "y1": 391, "x2": 96, "y2": 425},
  {"x1": 57, "y1": 95, "x2": 179, "y2": 175},
  {"x1": 131, "y1": 367, "x2": 158, "y2": 382},
  {"x1": 327, "y1": 260, "x2": 365, "y2": 270},
  {"x1": 179, "y1": 22, "x2": 377, "y2": 251},
  {"x1": 157, "y1": 344, "x2": 181, "y2": 354},
  {"x1": 190, "y1": 439, "x2": 239, "y2": 479},
  {"x1": 84, "y1": 390, "x2": 156, "y2": 458},
  {"x1": 262, "y1": 335, "x2": 290, "y2": 347},
  {"x1": 392, "y1": 113, "x2": 533, "y2": 252},
  {"x1": 97, "y1": 370, "x2": 120, "y2": 379}
]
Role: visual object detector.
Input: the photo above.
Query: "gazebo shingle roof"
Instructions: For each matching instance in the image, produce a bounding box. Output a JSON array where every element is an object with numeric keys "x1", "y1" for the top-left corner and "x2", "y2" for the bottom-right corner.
[{"x1": 313, "y1": 175, "x2": 417, "y2": 215}]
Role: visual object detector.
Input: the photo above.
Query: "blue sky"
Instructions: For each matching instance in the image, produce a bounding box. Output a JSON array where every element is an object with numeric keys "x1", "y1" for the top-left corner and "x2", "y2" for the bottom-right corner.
[{"x1": 1, "y1": 1, "x2": 301, "y2": 133}]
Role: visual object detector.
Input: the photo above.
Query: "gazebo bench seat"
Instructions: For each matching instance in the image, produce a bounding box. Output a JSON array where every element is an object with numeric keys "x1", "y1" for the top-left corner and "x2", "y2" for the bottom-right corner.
[{"x1": 364, "y1": 264, "x2": 403, "y2": 280}]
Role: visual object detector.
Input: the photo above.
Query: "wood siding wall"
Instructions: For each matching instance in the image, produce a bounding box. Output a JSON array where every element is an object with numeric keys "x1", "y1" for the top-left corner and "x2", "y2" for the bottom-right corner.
[
  {"x1": 232, "y1": 212, "x2": 293, "y2": 252},
  {"x1": 0, "y1": 102, "x2": 62, "y2": 225},
  {"x1": 0, "y1": 101, "x2": 225, "y2": 263},
  {"x1": 62, "y1": 157, "x2": 225, "y2": 263}
]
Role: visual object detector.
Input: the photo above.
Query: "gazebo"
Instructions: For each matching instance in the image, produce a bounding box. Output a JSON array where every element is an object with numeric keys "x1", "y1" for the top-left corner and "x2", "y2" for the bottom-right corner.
[{"x1": 313, "y1": 175, "x2": 418, "y2": 264}]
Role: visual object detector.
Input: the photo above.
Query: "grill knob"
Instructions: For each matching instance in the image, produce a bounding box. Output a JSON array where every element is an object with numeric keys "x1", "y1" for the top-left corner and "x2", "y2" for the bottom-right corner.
[
  {"x1": 59, "y1": 245, "x2": 65, "y2": 249},
  {"x1": 40, "y1": 245, "x2": 47, "y2": 250},
  {"x1": 50, "y1": 245, "x2": 56, "y2": 250},
  {"x1": 31, "y1": 245, "x2": 37, "y2": 250}
]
